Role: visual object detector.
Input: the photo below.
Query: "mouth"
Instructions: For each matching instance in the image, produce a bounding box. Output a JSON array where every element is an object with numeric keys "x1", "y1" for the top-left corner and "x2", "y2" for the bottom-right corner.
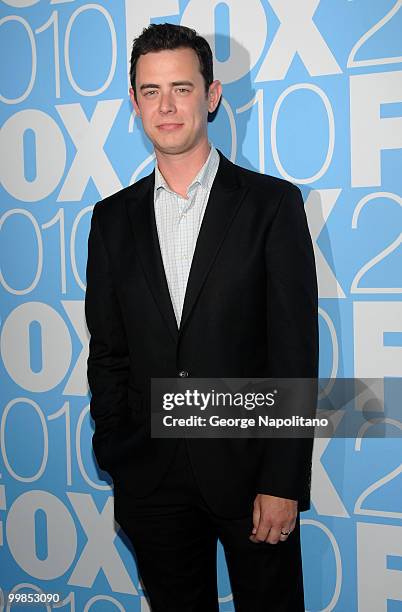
[{"x1": 156, "y1": 123, "x2": 184, "y2": 131}]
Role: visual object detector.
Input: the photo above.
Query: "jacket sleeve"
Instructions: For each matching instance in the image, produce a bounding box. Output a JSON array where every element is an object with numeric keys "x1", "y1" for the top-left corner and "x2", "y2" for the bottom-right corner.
[
  {"x1": 257, "y1": 183, "x2": 319, "y2": 510},
  {"x1": 85, "y1": 203, "x2": 130, "y2": 474}
]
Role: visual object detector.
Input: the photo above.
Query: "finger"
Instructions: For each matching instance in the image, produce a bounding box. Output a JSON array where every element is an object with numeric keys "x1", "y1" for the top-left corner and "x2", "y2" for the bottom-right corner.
[
  {"x1": 251, "y1": 522, "x2": 271, "y2": 543},
  {"x1": 266, "y1": 526, "x2": 282, "y2": 544},
  {"x1": 251, "y1": 512, "x2": 271, "y2": 543},
  {"x1": 249, "y1": 534, "x2": 260, "y2": 543},
  {"x1": 281, "y1": 525, "x2": 293, "y2": 535},
  {"x1": 251, "y1": 500, "x2": 261, "y2": 536},
  {"x1": 278, "y1": 524, "x2": 294, "y2": 542}
]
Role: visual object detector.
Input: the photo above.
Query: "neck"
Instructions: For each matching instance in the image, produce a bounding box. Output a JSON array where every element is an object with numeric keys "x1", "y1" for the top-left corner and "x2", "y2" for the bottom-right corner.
[{"x1": 155, "y1": 139, "x2": 211, "y2": 197}]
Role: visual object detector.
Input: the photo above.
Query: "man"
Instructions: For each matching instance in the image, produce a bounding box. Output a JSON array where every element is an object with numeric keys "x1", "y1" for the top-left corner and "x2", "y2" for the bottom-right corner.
[{"x1": 85, "y1": 23, "x2": 318, "y2": 611}]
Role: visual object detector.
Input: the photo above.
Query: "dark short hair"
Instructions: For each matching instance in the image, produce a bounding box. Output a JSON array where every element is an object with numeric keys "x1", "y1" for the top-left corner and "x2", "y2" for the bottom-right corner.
[{"x1": 130, "y1": 23, "x2": 213, "y2": 99}]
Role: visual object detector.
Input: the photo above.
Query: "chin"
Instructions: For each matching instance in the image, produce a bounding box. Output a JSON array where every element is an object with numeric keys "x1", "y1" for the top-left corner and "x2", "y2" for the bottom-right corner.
[{"x1": 155, "y1": 140, "x2": 192, "y2": 155}]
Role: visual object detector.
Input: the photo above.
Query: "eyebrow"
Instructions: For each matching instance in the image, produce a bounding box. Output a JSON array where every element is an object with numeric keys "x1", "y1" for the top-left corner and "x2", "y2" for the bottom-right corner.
[{"x1": 139, "y1": 80, "x2": 195, "y2": 91}]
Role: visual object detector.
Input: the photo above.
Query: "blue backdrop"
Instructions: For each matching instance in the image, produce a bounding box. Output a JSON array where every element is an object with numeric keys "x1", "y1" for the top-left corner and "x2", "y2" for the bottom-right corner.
[{"x1": 1, "y1": 0, "x2": 402, "y2": 610}]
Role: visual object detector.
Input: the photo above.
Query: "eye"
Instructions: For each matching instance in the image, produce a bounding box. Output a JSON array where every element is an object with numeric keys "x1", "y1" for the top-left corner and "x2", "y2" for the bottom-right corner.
[
  {"x1": 176, "y1": 88, "x2": 190, "y2": 94},
  {"x1": 144, "y1": 90, "x2": 157, "y2": 97}
]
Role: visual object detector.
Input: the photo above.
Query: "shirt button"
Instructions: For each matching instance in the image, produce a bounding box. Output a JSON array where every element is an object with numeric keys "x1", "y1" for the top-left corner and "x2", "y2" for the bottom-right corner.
[{"x1": 178, "y1": 370, "x2": 189, "y2": 377}]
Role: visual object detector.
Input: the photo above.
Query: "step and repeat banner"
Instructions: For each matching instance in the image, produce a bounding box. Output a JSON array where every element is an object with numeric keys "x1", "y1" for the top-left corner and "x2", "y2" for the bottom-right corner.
[{"x1": 1, "y1": 0, "x2": 402, "y2": 610}]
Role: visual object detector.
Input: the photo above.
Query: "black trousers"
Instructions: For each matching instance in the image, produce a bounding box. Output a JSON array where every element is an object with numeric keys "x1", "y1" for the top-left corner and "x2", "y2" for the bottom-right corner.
[{"x1": 113, "y1": 440, "x2": 305, "y2": 611}]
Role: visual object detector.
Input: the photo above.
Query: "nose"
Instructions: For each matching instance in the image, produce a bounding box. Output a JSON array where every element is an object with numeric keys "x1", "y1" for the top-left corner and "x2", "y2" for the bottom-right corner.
[{"x1": 159, "y1": 91, "x2": 176, "y2": 115}]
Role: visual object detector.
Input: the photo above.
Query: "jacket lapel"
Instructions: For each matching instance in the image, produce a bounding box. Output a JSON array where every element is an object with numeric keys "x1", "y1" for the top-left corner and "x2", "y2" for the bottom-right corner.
[
  {"x1": 125, "y1": 171, "x2": 179, "y2": 342},
  {"x1": 125, "y1": 151, "x2": 249, "y2": 340},
  {"x1": 179, "y1": 151, "x2": 249, "y2": 332}
]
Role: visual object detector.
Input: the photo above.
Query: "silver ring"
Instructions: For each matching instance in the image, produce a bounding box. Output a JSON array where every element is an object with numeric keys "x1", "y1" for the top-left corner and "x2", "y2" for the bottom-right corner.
[{"x1": 280, "y1": 530, "x2": 291, "y2": 536}]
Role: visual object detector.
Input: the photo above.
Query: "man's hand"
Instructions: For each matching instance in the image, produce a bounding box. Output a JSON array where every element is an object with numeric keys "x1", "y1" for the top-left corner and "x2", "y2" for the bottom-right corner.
[{"x1": 249, "y1": 494, "x2": 298, "y2": 544}]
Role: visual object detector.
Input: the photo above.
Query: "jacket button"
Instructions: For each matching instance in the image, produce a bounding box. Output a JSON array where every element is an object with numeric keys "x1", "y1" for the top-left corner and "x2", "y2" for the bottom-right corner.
[{"x1": 178, "y1": 370, "x2": 189, "y2": 377}]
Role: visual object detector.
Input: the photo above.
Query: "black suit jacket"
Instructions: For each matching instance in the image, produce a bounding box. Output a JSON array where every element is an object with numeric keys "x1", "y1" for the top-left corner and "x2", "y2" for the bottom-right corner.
[{"x1": 85, "y1": 150, "x2": 318, "y2": 517}]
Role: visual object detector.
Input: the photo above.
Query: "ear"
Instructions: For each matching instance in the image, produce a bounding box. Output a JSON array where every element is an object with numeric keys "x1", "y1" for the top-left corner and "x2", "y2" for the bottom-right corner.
[
  {"x1": 207, "y1": 80, "x2": 222, "y2": 113},
  {"x1": 129, "y1": 87, "x2": 141, "y2": 117}
]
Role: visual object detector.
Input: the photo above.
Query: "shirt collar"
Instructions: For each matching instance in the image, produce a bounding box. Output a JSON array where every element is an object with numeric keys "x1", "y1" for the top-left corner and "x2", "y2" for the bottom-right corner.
[{"x1": 154, "y1": 144, "x2": 219, "y2": 195}]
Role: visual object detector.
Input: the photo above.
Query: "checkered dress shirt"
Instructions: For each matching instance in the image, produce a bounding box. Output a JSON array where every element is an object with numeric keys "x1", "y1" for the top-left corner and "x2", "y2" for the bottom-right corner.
[{"x1": 154, "y1": 145, "x2": 220, "y2": 326}]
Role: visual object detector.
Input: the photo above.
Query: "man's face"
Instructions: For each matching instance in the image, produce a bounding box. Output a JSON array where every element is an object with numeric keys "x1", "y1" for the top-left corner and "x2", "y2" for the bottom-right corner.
[{"x1": 130, "y1": 47, "x2": 221, "y2": 156}]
